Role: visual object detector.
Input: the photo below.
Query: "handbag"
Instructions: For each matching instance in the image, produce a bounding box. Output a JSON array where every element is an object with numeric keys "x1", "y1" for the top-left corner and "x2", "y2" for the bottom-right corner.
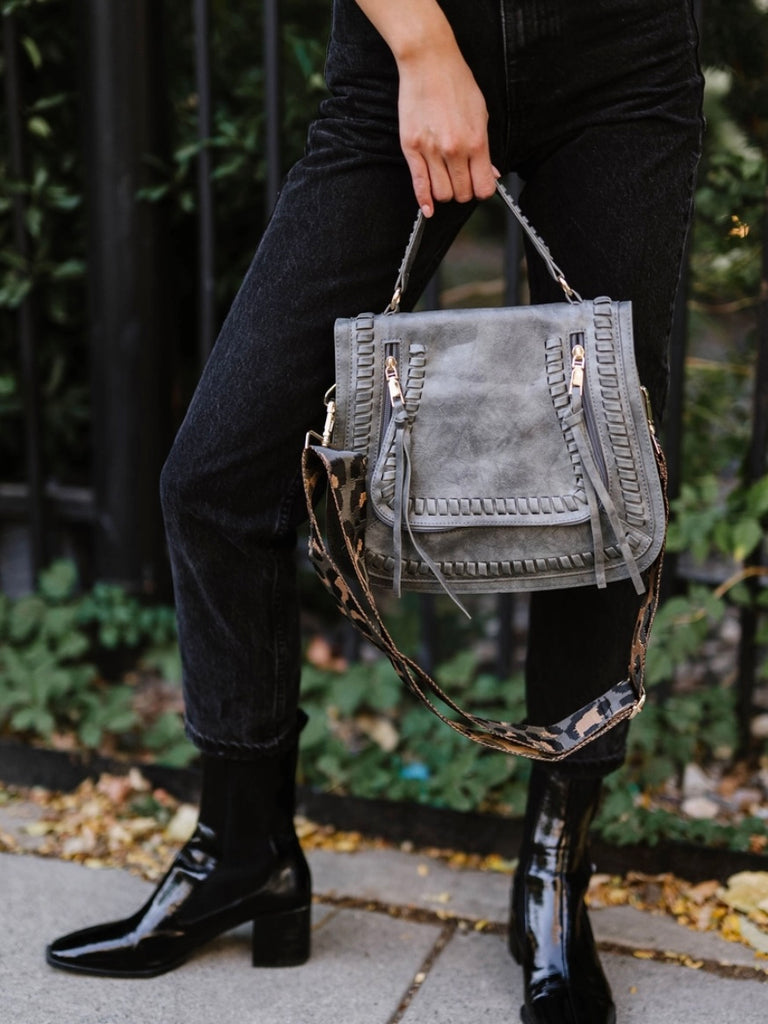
[{"x1": 302, "y1": 181, "x2": 667, "y2": 760}]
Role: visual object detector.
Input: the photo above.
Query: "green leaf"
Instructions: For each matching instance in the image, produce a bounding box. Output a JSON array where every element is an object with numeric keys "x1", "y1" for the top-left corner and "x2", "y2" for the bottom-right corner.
[
  {"x1": 328, "y1": 668, "x2": 370, "y2": 717},
  {"x1": 732, "y1": 518, "x2": 763, "y2": 561},
  {"x1": 25, "y1": 205, "x2": 43, "y2": 238},
  {"x1": 49, "y1": 258, "x2": 85, "y2": 279},
  {"x1": 38, "y1": 559, "x2": 78, "y2": 601},
  {"x1": 140, "y1": 641, "x2": 182, "y2": 683},
  {"x1": 295, "y1": 706, "x2": 327, "y2": 751},
  {"x1": 136, "y1": 185, "x2": 171, "y2": 203},
  {"x1": 27, "y1": 115, "x2": 52, "y2": 139},
  {"x1": 78, "y1": 720, "x2": 103, "y2": 749},
  {"x1": 8, "y1": 596, "x2": 46, "y2": 643},
  {"x1": 11, "y1": 706, "x2": 55, "y2": 736},
  {"x1": 746, "y1": 475, "x2": 768, "y2": 516},
  {"x1": 21, "y1": 34, "x2": 42, "y2": 69},
  {"x1": 0, "y1": 275, "x2": 33, "y2": 309},
  {"x1": 53, "y1": 629, "x2": 91, "y2": 661}
]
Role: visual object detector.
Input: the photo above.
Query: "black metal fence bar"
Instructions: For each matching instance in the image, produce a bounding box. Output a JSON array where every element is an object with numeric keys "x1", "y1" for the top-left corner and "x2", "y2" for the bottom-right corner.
[
  {"x1": 80, "y1": 0, "x2": 172, "y2": 592},
  {"x1": 193, "y1": 0, "x2": 216, "y2": 364},
  {"x1": 2, "y1": 13, "x2": 46, "y2": 577},
  {"x1": 263, "y1": 0, "x2": 282, "y2": 215}
]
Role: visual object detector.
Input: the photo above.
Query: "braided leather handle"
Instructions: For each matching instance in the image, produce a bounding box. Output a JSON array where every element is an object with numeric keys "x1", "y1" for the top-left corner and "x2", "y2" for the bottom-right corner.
[{"x1": 387, "y1": 179, "x2": 581, "y2": 313}]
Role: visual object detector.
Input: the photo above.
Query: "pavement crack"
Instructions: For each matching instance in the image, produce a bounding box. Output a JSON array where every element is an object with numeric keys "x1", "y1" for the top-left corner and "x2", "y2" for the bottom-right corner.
[
  {"x1": 314, "y1": 891, "x2": 504, "y2": 933},
  {"x1": 314, "y1": 892, "x2": 768, "y2": 984},
  {"x1": 386, "y1": 921, "x2": 457, "y2": 1024},
  {"x1": 599, "y1": 940, "x2": 768, "y2": 983}
]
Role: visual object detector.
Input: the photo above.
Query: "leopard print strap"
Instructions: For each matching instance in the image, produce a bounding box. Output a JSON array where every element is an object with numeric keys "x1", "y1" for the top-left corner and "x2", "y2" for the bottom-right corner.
[{"x1": 301, "y1": 442, "x2": 666, "y2": 760}]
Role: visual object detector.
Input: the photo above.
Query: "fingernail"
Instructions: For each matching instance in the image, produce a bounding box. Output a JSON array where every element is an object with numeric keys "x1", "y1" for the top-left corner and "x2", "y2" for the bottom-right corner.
[
  {"x1": 421, "y1": 204, "x2": 433, "y2": 218},
  {"x1": 491, "y1": 166, "x2": 501, "y2": 178}
]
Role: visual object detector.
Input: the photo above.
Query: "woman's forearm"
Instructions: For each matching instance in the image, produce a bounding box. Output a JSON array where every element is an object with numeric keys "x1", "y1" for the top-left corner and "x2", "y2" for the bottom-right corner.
[
  {"x1": 354, "y1": 0, "x2": 498, "y2": 215},
  {"x1": 353, "y1": 0, "x2": 459, "y2": 65}
]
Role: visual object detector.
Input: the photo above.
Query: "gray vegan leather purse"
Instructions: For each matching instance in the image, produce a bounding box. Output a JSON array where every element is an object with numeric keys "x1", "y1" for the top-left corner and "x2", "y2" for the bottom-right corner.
[{"x1": 302, "y1": 181, "x2": 667, "y2": 760}]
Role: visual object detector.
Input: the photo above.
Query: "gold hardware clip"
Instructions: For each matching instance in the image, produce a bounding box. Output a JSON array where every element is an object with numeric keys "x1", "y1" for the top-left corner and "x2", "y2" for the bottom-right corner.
[
  {"x1": 385, "y1": 287, "x2": 402, "y2": 314},
  {"x1": 630, "y1": 691, "x2": 647, "y2": 718},
  {"x1": 640, "y1": 386, "x2": 656, "y2": 436},
  {"x1": 305, "y1": 384, "x2": 337, "y2": 448},
  {"x1": 321, "y1": 384, "x2": 337, "y2": 446}
]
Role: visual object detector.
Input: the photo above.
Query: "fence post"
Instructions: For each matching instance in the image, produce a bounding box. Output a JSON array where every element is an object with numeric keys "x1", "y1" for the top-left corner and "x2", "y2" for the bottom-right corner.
[
  {"x1": 2, "y1": 12, "x2": 47, "y2": 579},
  {"x1": 81, "y1": 0, "x2": 173, "y2": 593},
  {"x1": 193, "y1": 0, "x2": 216, "y2": 364},
  {"x1": 263, "y1": 0, "x2": 281, "y2": 215}
]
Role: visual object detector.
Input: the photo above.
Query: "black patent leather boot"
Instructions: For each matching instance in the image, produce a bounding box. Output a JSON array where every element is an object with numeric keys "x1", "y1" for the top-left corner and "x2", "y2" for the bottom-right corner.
[
  {"x1": 46, "y1": 725, "x2": 311, "y2": 977},
  {"x1": 508, "y1": 766, "x2": 615, "y2": 1024}
]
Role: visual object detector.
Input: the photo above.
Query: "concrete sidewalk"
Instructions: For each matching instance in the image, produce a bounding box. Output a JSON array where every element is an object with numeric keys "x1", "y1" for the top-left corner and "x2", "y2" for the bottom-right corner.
[{"x1": 2, "y1": 841, "x2": 767, "y2": 1024}]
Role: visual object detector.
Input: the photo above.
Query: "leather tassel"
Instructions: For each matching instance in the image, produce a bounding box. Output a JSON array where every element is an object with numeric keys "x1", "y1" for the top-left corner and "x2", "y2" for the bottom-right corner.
[
  {"x1": 391, "y1": 405, "x2": 469, "y2": 617},
  {"x1": 565, "y1": 403, "x2": 645, "y2": 596}
]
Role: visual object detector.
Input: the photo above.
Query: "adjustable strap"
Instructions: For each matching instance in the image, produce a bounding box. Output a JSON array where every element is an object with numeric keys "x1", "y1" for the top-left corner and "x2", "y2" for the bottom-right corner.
[{"x1": 302, "y1": 442, "x2": 667, "y2": 760}]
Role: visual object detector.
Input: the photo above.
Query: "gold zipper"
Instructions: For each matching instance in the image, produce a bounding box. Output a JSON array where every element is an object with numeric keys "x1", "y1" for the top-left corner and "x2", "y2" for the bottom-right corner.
[
  {"x1": 569, "y1": 343, "x2": 585, "y2": 394},
  {"x1": 385, "y1": 355, "x2": 404, "y2": 406}
]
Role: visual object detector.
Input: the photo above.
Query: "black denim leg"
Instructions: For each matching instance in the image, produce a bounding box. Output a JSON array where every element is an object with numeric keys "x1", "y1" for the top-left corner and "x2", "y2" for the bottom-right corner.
[
  {"x1": 160, "y1": 1, "x2": 479, "y2": 757},
  {"x1": 501, "y1": 0, "x2": 704, "y2": 774}
]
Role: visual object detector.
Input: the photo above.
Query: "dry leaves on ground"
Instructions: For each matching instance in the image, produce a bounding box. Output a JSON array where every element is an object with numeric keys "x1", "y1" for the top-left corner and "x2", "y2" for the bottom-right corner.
[
  {"x1": 1, "y1": 772, "x2": 768, "y2": 957},
  {"x1": 587, "y1": 870, "x2": 768, "y2": 957}
]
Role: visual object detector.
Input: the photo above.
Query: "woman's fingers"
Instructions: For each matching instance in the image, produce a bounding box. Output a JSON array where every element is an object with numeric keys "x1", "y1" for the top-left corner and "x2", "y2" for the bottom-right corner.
[
  {"x1": 404, "y1": 152, "x2": 437, "y2": 217},
  {"x1": 405, "y1": 146, "x2": 497, "y2": 218}
]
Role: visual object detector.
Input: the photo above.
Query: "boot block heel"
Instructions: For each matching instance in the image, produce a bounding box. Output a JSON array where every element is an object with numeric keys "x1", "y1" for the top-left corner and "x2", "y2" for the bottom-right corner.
[{"x1": 251, "y1": 905, "x2": 311, "y2": 967}]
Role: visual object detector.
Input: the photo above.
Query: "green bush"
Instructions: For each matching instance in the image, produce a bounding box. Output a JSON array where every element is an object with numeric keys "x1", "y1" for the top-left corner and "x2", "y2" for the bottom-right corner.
[
  {"x1": 0, "y1": 0, "x2": 88, "y2": 480},
  {"x1": 0, "y1": 559, "x2": 192, "y2": 763},
  {"x1": 298, "y1": 651, "x2": 531, "y2": 816}
]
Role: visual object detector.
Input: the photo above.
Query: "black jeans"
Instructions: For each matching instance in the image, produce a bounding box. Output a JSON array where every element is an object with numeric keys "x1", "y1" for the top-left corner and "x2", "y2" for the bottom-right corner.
[{"x1": 160, "y1": 0, "x2": 704, "y2": 770}]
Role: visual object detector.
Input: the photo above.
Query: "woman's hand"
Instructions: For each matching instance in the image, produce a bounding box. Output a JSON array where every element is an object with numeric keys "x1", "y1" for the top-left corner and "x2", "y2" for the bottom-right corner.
[
  {"x1": 354, "y1": 0, "x2": 498, "y2": 216},
  {"x1": 397, "y1": 46, "x2": 498, "y2": 217}
]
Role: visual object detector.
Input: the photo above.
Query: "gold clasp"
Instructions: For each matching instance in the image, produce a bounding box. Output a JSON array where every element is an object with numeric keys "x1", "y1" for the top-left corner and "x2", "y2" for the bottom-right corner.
[
  {"x1": 321, "y1": 385, "x2": 337, "y2": 445},
  {"x1": 557, "y1": 274, "x2": 582, "y2": 304},
  {"x1": 640, "y1": 386, "x2": 656, "y2": 436},
  {"x1": 305, "y1": 384, "x2": 336, "y2": 448},
  {"x1": 385, "y1": 286, "x2": 402, "y2": 315},
  {"x1": 630, "y1": 690, "x2": 647, "y2": 718}
]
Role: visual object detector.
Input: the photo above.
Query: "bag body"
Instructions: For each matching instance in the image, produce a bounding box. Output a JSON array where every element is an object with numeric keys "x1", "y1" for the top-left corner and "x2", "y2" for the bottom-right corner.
[{"x1": 333, "y1": 296, "x2": 664, "y2": 600}]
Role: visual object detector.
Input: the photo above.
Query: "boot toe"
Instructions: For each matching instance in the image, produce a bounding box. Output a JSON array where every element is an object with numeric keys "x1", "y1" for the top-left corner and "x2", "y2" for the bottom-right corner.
[{"x1": 46, "y1": 920, "x2": 185, "y2": 978}]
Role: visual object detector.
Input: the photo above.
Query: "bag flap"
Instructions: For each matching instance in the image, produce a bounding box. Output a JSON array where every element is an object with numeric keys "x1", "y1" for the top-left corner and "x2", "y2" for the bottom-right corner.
[{"x1": 361, "y1": 305, "x2": 593, "y2": 531}]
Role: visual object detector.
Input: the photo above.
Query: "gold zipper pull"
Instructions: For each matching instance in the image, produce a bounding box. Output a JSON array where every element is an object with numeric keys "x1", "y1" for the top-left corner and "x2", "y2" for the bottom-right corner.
[
  {"x1": 385, "y1": 355, "x2": 404, "y2": 406},
  {"x1": 569, "y1": 344, "x2": 585, "y2": 394}
]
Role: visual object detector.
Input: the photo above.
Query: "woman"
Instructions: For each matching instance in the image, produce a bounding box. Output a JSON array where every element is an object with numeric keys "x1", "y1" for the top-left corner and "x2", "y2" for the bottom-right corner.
[{"x1": 47, "y1": 1, "x2": 703, "y2": 1020}]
